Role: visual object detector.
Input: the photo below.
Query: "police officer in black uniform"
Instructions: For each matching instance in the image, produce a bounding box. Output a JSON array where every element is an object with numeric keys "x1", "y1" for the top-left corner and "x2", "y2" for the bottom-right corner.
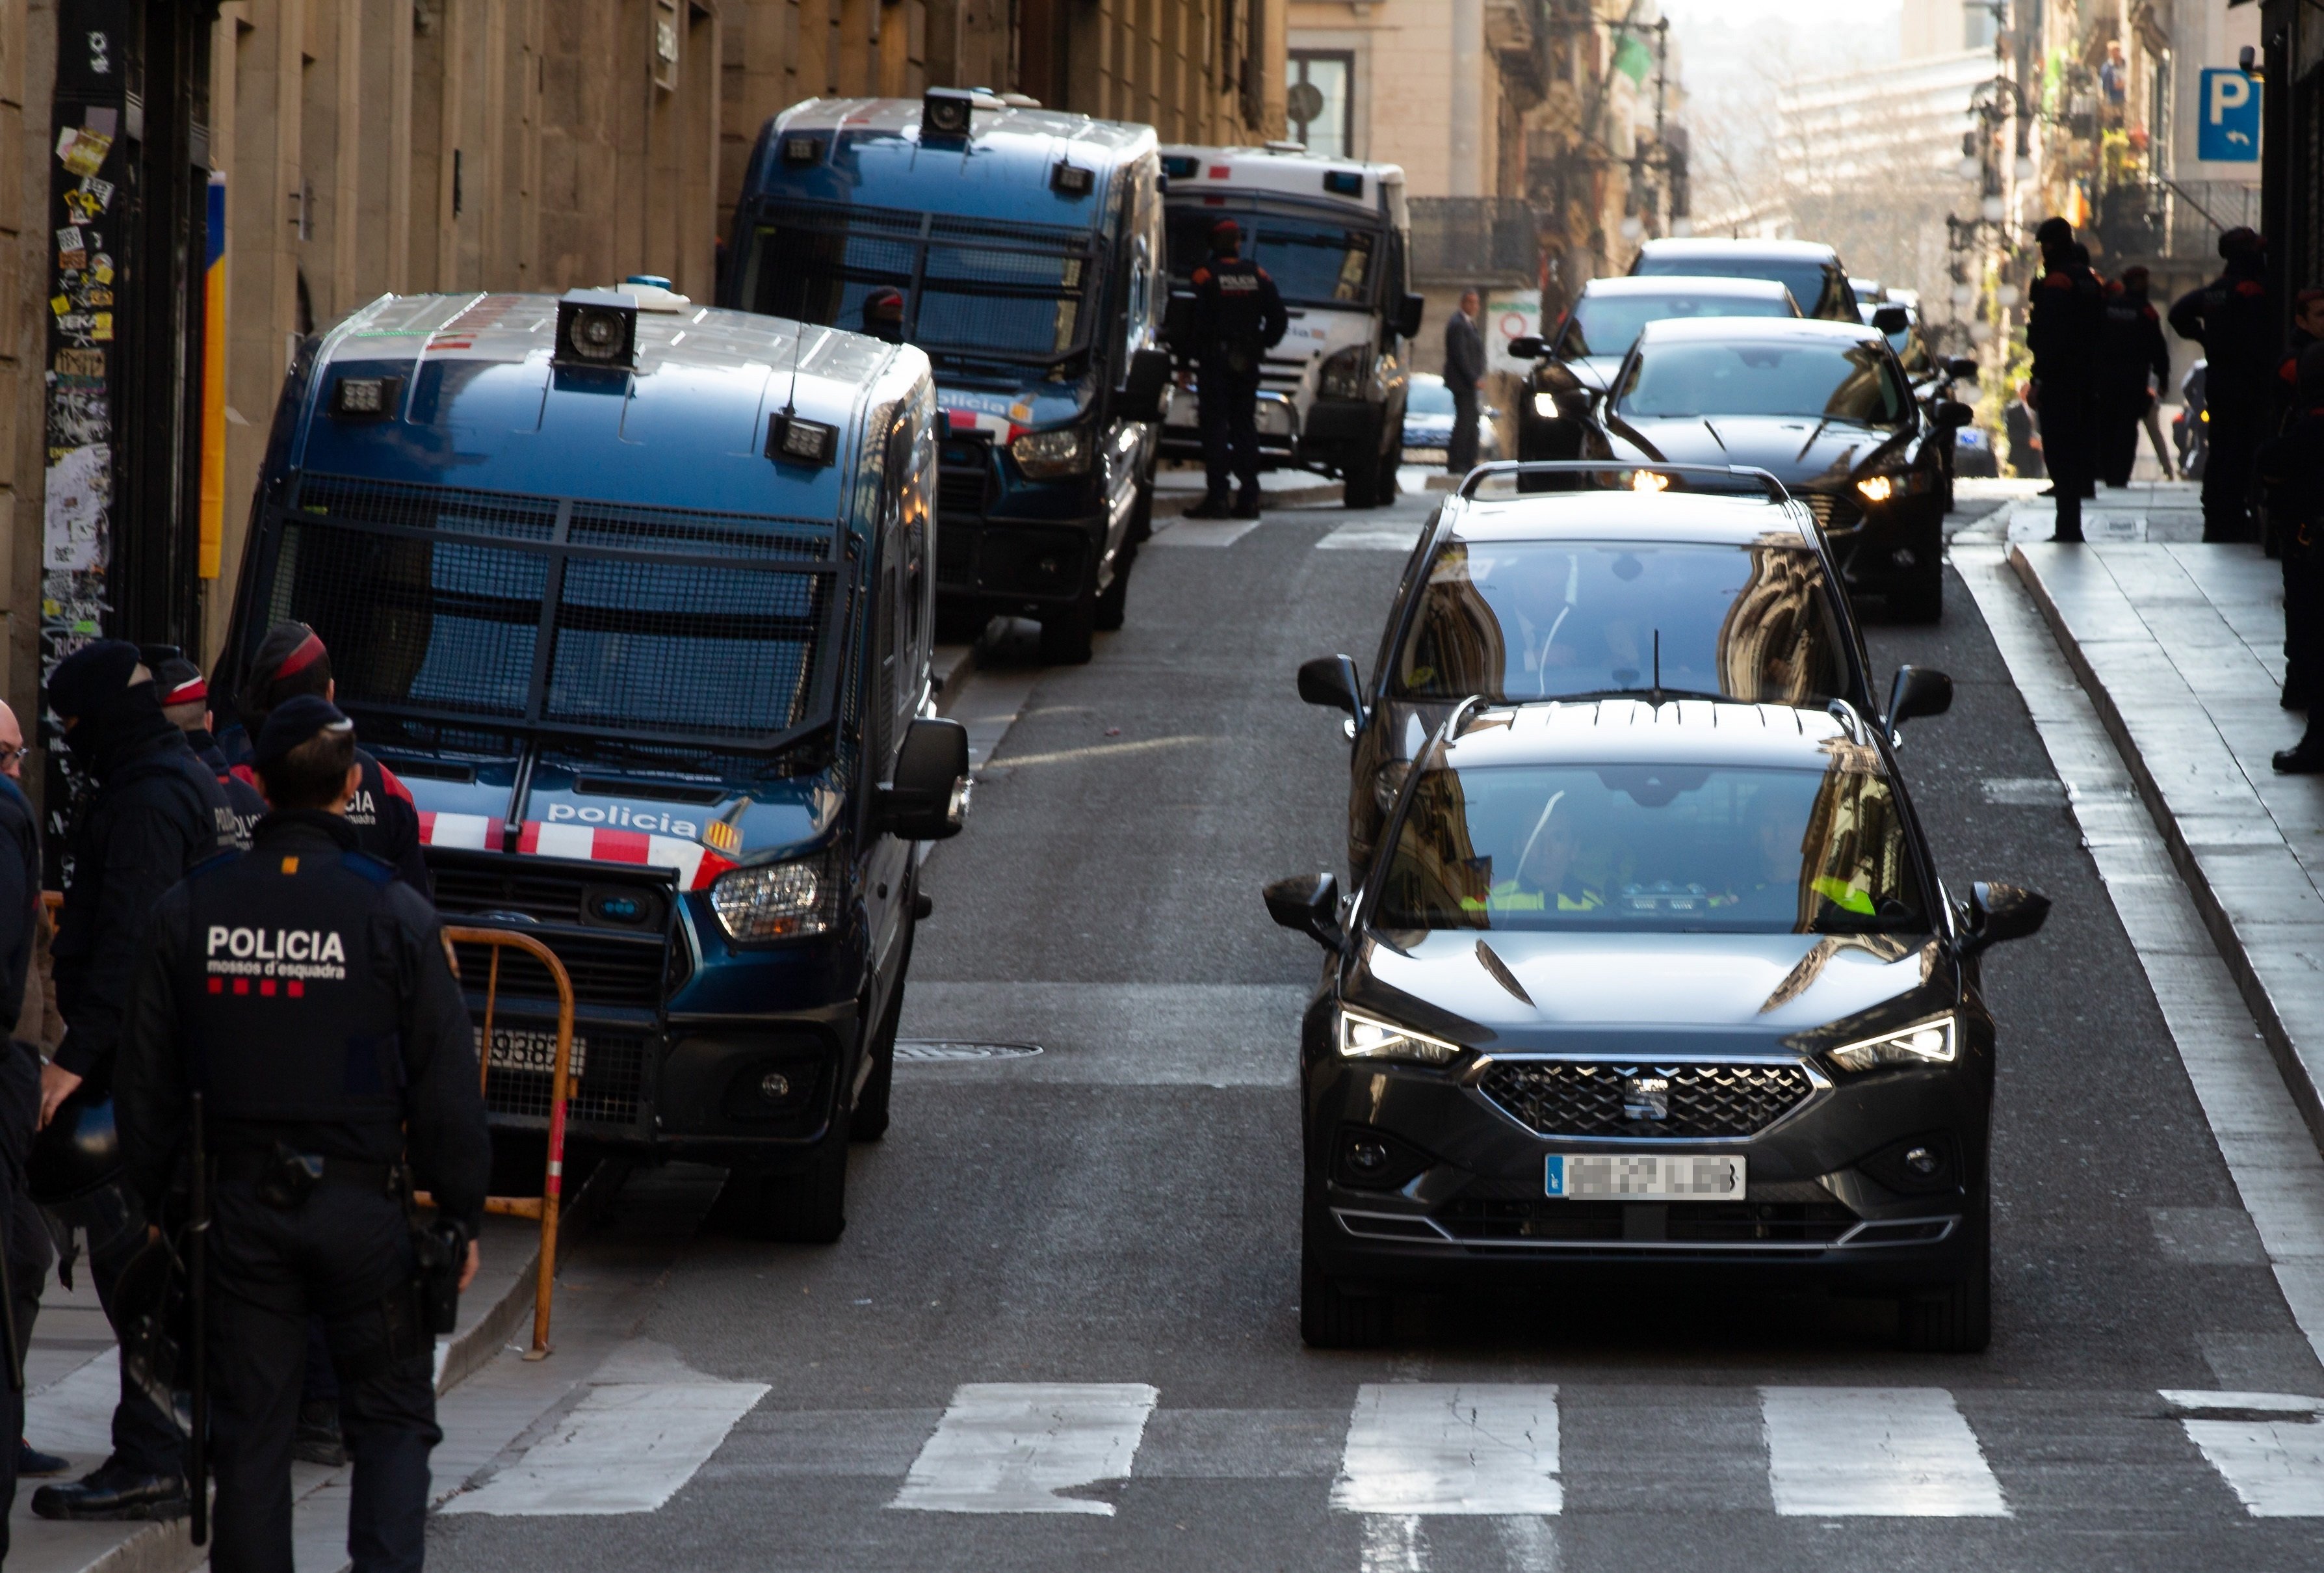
[
  {"x1": 2170, "y1": 226, "x2": 2275, "y2": 542},
  {"x1": 2097, "y1": 265, "x2": 2170, "y2": 488},
  {"x1": 114, "y1": 696, "x2": 490, "y2": 1573},
  {"x1": 0, "y1": 710, "x2": 44, "y2": 1559},
  {"x1": 228, "y1": 624, "x2": 429, "y2": 892},
  {"x1": 32, "y1": 640, "x2": 238, "y2": 1523},
  {"x1": 2265, "y1": 345, "x2": 2324, "y2": 774},
  {"x1": 2026, "y1": 218, "x2": 2104, "y2": 542},
  {"x1": 148, "y1": 650, "x2": 267, "y2": 847},
  {"x1": 1182, "y1": 218, "x2": 1287, "y2": 520}
]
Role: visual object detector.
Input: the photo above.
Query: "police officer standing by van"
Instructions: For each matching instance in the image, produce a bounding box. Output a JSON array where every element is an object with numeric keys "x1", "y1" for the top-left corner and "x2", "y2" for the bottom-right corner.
[
  {"x1": 31, "y1": 640, "x2": 237, "y2": 1524},
  {"x1": 148, "y1": 650, "x2": 267, "y2": 846},
  {"x1": 2026, "y1": 218, "x2": 2103, "y2": 543},
  {"x1": 114, "y1": 696, "x2": 490, "y2": 1572},
  {"x1": 1182, "y1": 218, "x2": 1287, "y2": 521},
  {"x1": 2170, "y1": 226, "x2": 2275, "y2": 542}
]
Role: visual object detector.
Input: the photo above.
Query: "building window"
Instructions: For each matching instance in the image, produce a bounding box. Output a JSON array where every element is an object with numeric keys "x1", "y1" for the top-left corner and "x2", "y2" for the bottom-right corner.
[
  {"x1": 1961, "y1": 1, "x2": 1994, "y2": 50},
  {"x1": 1288, "y1": 52, "x2": 1354, "y2": 159}
]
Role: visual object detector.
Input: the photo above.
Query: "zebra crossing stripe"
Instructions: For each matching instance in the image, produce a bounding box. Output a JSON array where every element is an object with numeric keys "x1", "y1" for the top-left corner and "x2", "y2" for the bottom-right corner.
[
  {"x1": 1331, "y1": 1383, "x2": 1563, "y2": 1515},
  {"x1": 1760, "y1": 1386, "x2": 2008, "y2": 1517},
  {"x1": 440, "y1": 1379, "x2": 768, "y2": 1516},
  {"x1": 2161, "y1": 1390, "x2": 2324, "y2": 1516},
  {"x1": 891, "y1": 1382, "x2": 1158, "y2": 1516}
]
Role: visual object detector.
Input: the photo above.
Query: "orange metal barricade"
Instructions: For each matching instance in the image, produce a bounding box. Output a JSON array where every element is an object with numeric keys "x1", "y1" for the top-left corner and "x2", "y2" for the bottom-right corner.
[{"x1": 424, "y1": 925, "x2": 576, "y2": 1360}]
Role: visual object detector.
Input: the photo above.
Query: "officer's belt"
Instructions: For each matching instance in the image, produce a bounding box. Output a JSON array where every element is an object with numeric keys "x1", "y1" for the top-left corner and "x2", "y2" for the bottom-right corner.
[{"x1": 213, "y1": 1150, "x2": 400, "y2": 1194}]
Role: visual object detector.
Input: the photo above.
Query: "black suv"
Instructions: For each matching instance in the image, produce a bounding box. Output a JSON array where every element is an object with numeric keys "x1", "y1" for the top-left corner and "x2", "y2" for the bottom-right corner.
[{"x1": 1267, "y1": 687, "x2": 2047, "y2": 1353}]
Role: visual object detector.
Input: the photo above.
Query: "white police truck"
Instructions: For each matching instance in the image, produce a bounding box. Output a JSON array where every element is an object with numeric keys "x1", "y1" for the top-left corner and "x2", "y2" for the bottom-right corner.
[{"x1": 1158, "y1": 146, "x2": 1424, "y2": 508}]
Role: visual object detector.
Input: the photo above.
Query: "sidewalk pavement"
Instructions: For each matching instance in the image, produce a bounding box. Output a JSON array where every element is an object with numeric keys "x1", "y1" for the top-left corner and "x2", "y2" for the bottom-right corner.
[
  {"x1": 1971, "y1": 492, "x2": 2324, "y2": 1167},
  {"x1": 1150, "y1": 462, "x2": 1340, "y2": 516},
  {"x1": 10, "y1": 1162, "x2": 618, "y2": 1573}
]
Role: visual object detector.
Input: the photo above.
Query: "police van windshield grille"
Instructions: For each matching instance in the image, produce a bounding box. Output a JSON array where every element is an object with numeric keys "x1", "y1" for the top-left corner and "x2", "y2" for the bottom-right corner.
[
  {"x1": 743, "y1": 203, "x2": 1096, "y2": 364},
  {"x1": 262, "y1": 477, "x2": 840, "y2": 750}
]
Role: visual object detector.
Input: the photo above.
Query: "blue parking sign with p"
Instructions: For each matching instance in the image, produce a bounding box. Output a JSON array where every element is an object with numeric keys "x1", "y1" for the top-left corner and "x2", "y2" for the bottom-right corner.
[{"x1": 2199, "y1": 68, "x2": 2260, "y2": 163}]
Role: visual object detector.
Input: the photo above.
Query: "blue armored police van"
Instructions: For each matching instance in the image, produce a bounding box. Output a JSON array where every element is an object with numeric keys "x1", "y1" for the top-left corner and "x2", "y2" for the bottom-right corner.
[
  {"x1": 722, "y1": 91, "x2": 1173, "y2": 664},
  {"x1": 221, "y1": 284, "x2": 969, "y2": 1241}
]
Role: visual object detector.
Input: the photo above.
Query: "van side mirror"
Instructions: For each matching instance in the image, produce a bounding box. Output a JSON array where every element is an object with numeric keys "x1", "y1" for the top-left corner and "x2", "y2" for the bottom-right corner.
[
  {"x1": 1396, "y1": 293, "x2": 1426, "y2": 340},
  {"x1": 1947, "y1": 357, "x2": 1979, "y2": 381},
  {"x1": 1964, "y1": 880, "x2": 2049, "y2": 955},
  {"x1": 1932, "y1": 399, "x2": 1974, "y2": 430},
  {"x1": 1298, "y1": 654, "x2": 1366, "y2": 727},
  {"x1": 1506, "y1": 335, "x2": 1548, "y2": 360},
  {"x1": 1872, "y1": 304, "x2": 1910, "y2": 334},
  {"x1": 1264, "y1": 871, "x2": 1342, "y2": 950},
  {"x1": 874, "y1": 717, "x2": 970, "y2": 839},
  {"x1": 1119, "y1": 348, "x2": 1173, "y2": 421},
  {"x1": 1885, "y1": 665, "x2": 1953, "y2": 734}
]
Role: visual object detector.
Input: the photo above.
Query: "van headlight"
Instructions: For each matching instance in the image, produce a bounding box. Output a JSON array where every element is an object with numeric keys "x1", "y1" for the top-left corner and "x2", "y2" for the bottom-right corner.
[
  {"x1": 1010, "y1": 425, "x2": 1092, "y2": 478},
  {"x1": 1827, "y1": 1015, "x2": 1955, "y2": 1072},
  {"x1": 1320, "y1": 346, "x2": 1372, "y2": 401},
  {"x1": 711, "y1": 860, "x2": 831, "y2": 942},
  {"x1": 1337, "y1": 1007, "x2": 1461, "y2": 1066}
]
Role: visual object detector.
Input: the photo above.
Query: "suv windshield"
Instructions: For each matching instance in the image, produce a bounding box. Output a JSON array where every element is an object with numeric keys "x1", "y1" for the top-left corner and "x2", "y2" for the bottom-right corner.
[
  {"x1": 1392, "y1": 540, "x2": 1849, "y2": 706},
  {"x1": 1376, "y1": 754, "x2": 1926, "y2": 934},
  {"x1": 1634, "y1": 256, "x2": 1847, "y2": 319},
  {"x1": 1167, "y1": 207, "x2": 1380, "y2": 305},
  {"x1": 1560, "y1": 289, "x2": 1796, "y2": 360},
  {"x1": 742, "y1": 202, "x2": 1095, "y2": 364},
  {"x1": 1615, "y1": 339, "x2": 1905, "y2": 425}
]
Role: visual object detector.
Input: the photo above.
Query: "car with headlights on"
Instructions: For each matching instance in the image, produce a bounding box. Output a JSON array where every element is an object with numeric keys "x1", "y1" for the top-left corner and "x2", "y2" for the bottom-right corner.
[
  {"x1": 1266, "y1": 693, "x2": 2046, "y2": 1351},
  {"x1": 1294, "y1": 461, "x2": 1897, "y2": 879},
  {"x1": 1574, "y1": 317, "x2": 1972, "y2": 622},
  {"x1": 1510, "y1": 276, "x2": 1800, "y2": 464}
]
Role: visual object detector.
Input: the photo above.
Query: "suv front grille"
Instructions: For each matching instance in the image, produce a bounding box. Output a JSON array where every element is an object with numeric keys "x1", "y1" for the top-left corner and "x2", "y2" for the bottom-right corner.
[
  {"x1": 1433, "y1": 1198, "x2": 1856, "y2": 1245},
  {"x1": 1480, "y1": 1061, "x2": 1814, "y2": 1139},
  {"x1": 1802, "y1": 492, "x2": 1862, "y2": 532}
]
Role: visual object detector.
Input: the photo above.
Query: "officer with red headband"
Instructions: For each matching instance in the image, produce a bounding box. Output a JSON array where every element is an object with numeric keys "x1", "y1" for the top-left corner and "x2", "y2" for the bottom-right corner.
[
  {"x1": 1181, "y1": 217, "x2": 1287, "y2": 520},
  {"x1": 146, "y1": 649, "x2": 266, "y2": 847}
]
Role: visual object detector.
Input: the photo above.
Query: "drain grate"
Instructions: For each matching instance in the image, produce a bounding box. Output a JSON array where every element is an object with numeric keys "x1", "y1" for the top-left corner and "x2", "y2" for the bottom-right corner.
[{"x1": 893, "y1": 1040, "x2": 1043, "y2": 1063}]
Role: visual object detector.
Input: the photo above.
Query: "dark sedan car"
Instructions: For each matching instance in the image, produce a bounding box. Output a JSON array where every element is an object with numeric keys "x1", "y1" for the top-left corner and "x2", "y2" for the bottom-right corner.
[
  {"x1": 1296, "y1": 462, "x2": 1886, "y2": 877},
  {"x1": 1574, "y1": 318, "x2": 1972, "y2": 622},
  {"x1": 1266, "y1": 693, "x2": 2047, "y2": 1353},
  {"x1": 1630, "y1": 237, "x2": 1861, "y2": 323}
]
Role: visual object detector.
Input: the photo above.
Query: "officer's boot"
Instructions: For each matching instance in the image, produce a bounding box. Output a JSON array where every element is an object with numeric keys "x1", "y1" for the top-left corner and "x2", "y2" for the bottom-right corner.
[
  {"x1": 1231, "y1": 485, "x2": 1262, "y2": 520},
  {"x1": 2275, "y1": 720, "x2": 2324, "y2": 774},
  {"x1": 30, "y1": 1462, "x2": 189, "y2": 1520},
  {"x1": 1184, "y1": 492, "x2": 1235, "y2": 520},
  {"x1": 2053, "y1": 493, "x2": 2085, "y2": 544}
]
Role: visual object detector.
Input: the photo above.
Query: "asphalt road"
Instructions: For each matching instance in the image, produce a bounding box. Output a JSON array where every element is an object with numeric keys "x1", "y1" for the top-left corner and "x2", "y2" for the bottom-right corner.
[{"x1": 425, "y1": 481, "x2": 2324, "y2": 1572}]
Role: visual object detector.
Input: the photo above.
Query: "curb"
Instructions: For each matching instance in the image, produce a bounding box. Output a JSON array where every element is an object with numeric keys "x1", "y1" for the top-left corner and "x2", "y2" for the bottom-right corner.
[
  {"x1": 437, "y1": 1155, "x2": 628, "y2": 1394},
  {"x1": 2009, "y1": 543, "x2": 2324, "y2": 1159}
]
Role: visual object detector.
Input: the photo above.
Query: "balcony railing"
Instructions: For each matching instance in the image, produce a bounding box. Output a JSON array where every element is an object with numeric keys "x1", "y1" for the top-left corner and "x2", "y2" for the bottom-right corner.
[
  {"x1": 1409, "y1": 197, "x2": 1541, "y2": 285},
  {"x1": 2096, "y1": 179, "x2": 2263, "y2": 265}
]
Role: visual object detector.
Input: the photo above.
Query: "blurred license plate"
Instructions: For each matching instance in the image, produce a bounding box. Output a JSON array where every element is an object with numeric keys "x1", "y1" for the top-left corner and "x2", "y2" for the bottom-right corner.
[
  {"x1": 480, "y1": 1025, "x2": 588, "y2": 1079},
  {"x1": 1545, "y1": 1154, "x2": 1743, "y2": 1198}
]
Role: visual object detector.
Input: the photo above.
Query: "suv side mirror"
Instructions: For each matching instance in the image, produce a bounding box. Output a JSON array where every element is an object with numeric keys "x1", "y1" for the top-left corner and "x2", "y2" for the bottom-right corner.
[
  {"x1": 1872, "y1": 304, "x2": 1910, "y2": 334},
  {"x1": 1395, "y1": 293, "x2": 1426, "y2": 341},
  {"x1": 1932, "y1": 399, "x2": 1974, "y2": 430},
  {"x1": 874, "y1": 717, "x2": 970, "y2": 839},
  {"x1": 1947, "y1": 357, "x2": 1979, "y2": 381},
  {"x1": 1264, "y1": 871, "x2": 1342, "y2": 950},
  {"x1": 1964, "y1": 880, "x2": 2050, "y2": 954},
  {"x1": 1885, "y1": 665, "x2": 1953, "y2": 733},
  {"x1": 1506, "y1": 335, "x2": 1548, "y2": 360},
  {"x1": 1119, "y1": 347, "x2": 1173, "y2": 421},
  {"x1": 1297, "y1": 654, "x2": 1366, "y2": 726}
]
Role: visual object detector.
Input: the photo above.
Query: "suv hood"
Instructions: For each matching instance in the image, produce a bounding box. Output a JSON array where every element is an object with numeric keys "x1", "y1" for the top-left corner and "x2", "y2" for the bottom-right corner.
[{"x1": 1604, "y1": 414, "x2": 1909, "y2": 489}]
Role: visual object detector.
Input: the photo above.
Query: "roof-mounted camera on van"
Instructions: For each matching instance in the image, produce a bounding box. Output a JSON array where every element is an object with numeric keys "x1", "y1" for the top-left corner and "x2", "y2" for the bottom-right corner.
[
  {"x1": 922, "y1": 86, "x2": 978, "y2": 140},
  {"x1": 555, "y1": 289, "x2": 638, "y2": 370}
]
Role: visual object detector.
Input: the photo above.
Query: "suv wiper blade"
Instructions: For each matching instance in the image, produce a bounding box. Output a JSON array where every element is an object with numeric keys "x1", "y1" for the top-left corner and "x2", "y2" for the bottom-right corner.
[{"x1": 1554, "y1": 686, "x2": 1732, "y2": 706}]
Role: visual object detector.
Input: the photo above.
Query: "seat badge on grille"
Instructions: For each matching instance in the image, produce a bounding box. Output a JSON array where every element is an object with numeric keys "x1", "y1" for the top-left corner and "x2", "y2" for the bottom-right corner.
[{"x1": 1622, "y1": 1073, "x2": 1669, "y2": 1122}]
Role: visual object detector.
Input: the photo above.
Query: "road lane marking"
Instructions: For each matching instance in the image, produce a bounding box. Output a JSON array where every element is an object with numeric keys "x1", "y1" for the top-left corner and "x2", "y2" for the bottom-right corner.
[
  {"x1": 2161, "y1": 1390, "x2": 2324, "y2": 1514},
  {"x1": 1493, "y1": 1514, "x2": 1558, "y2": 1570},
  {"x1": 1359, "y1": 1513, "x2": 1425, "y2": 1572},
  {"x1": 980, "y1": 734, "x2": 1217, "y2": 771},
  {"x1": 1317, "y1": 522, "x2": 1423, "y2": 551},
  {"x1": 1331, "y1": 1383, "x2": 1561, "y2": 1514},
  {"x1": 1151, "y1": 518, "x2": 1262, "y2": 547},
  {"x1": 441, "y1": 1379, "x2": 768, "y2": 1515},
  {"x1": 891, "y1": 1382, "x2": 1158, "y2": 1515},
  {"x1": 1760, "y1": 1387, "x2": 2007, "y2": 1516}
]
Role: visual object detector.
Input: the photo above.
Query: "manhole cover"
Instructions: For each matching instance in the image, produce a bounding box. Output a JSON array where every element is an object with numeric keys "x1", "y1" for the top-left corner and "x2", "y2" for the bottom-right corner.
[{"x1": 894, "y1": 1040, "x2": 1043, "y2": 1062}]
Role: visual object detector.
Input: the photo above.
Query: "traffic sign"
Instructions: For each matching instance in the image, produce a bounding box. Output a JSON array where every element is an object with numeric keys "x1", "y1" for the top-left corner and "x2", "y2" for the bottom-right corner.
[{"x1": 2198, "y1": 68, "x2": 2260, "y2": 163}]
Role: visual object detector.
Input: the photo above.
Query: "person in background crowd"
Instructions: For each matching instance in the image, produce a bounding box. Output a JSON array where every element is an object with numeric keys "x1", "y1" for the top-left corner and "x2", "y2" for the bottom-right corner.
[
  {"x1": 861, "y1": 286, "x2": 905, "y2": 345},
  {"x1": 2005, "y1": 382, "x2": 2045, "y2": 479},
  {"x1": 1444, "y1": 289, "x2": 1487, "y2": 477},
  {"x1": 2264, "y1": 345, "x2": 2324, "y2": 773},
  {"x1": 1180, "y1": 218, "x2": 1286, "y2": 521},
  {"x1": 2098, "y1": 265, "x2": 2171, "y2": 488},
  {"x1": 0, "y1": 697, "x2": 44, "y2": 1555},
  {"x1": 2027, "y1": 218, "x2": 2103, "y2": 541},
  {"x1": 2280, "y1": 288, "x2": 2324, "y2": 421},
  {"x1": 31, "y1": 641, "x2": 237, "y2": 1523},
  {"x1": 146, "y1": 649, "x2": 265, "y2": 847},
  {"x1": 2170, "y1": 226, "x2": 2275, "y2": 542},
  {"x1": 228, "y1": 623, "x2": 429, "y2": 893}
]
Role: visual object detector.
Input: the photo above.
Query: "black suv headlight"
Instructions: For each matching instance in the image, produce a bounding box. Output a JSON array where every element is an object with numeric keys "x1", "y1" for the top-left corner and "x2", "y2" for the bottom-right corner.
[
  {"x1": 1827, "y1": 1015, "x2": 1955, "y2": 1072},
  {"x1": 1010, "y1": 424, "x2": 1092, "y2": 479},
  {"x1": 1855, "y1": 468, "x2": 1934, "y2": 504},
  {"x1": 1320, "y1": 346, "x2": 1372, "y2": 401},
  {"x1": 1337, "y1": 1007, "x2": 1461, "y2": 1066}
]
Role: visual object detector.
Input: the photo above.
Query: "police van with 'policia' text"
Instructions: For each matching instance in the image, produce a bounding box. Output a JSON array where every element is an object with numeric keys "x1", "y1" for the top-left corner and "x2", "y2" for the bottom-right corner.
[
  {"x1": 723, "y1": 92, "x2": 1174, "y2": 665},
  {"x1": 220, "y1": 285, "x2": 969, "y2": 1243},
  {"x1": 1158, "y1": 146, "x2": 1423, "y2": 508}
]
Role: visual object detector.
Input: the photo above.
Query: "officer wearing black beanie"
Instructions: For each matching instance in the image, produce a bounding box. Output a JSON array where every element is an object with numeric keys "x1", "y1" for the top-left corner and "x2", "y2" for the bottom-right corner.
[
  {"x1": 2171, "y1": 226, "x2": 2275, "y2": 542},
  {"x1": 31, "y1": 639, "x2": 237, "y2": 1523},
  {"x1": 2026, "y1": 217, "x2": 2104, "y2": 542}
]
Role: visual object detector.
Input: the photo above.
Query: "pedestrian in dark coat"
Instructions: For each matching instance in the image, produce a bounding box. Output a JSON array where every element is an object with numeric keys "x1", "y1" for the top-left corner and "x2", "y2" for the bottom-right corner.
[
  {"x1": 2264, "y1": 345, "x2": 2324, "y2": 773},
  {"x1": 2170, "y1": 226, "x2": 2275, "y2": 541},
  {"x1": 0, "y1": 714, "x2": 44, "y2": 1561},
  {"x1": 1181, "y1": 219, "x2": 1287, "y2": 519},
  {"x1": 1444, "y1": 289, "x2": 1488, "y2": 475},
  {"x1": 2098, "y1": 265, "x2": 2171, "y2": 487},
  {"x1": 2026, "y1": 218, "x2": 2104, "y2": 541}
]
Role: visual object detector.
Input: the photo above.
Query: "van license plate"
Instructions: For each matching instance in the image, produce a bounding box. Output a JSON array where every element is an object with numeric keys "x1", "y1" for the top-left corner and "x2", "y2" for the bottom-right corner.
[
  {"x1": 1545, "y1": 1154, "x2": 1743, "y2": 1198},
  {"x1": 480, "y1": 1025, "x2": 588, "y2": 1080}
]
